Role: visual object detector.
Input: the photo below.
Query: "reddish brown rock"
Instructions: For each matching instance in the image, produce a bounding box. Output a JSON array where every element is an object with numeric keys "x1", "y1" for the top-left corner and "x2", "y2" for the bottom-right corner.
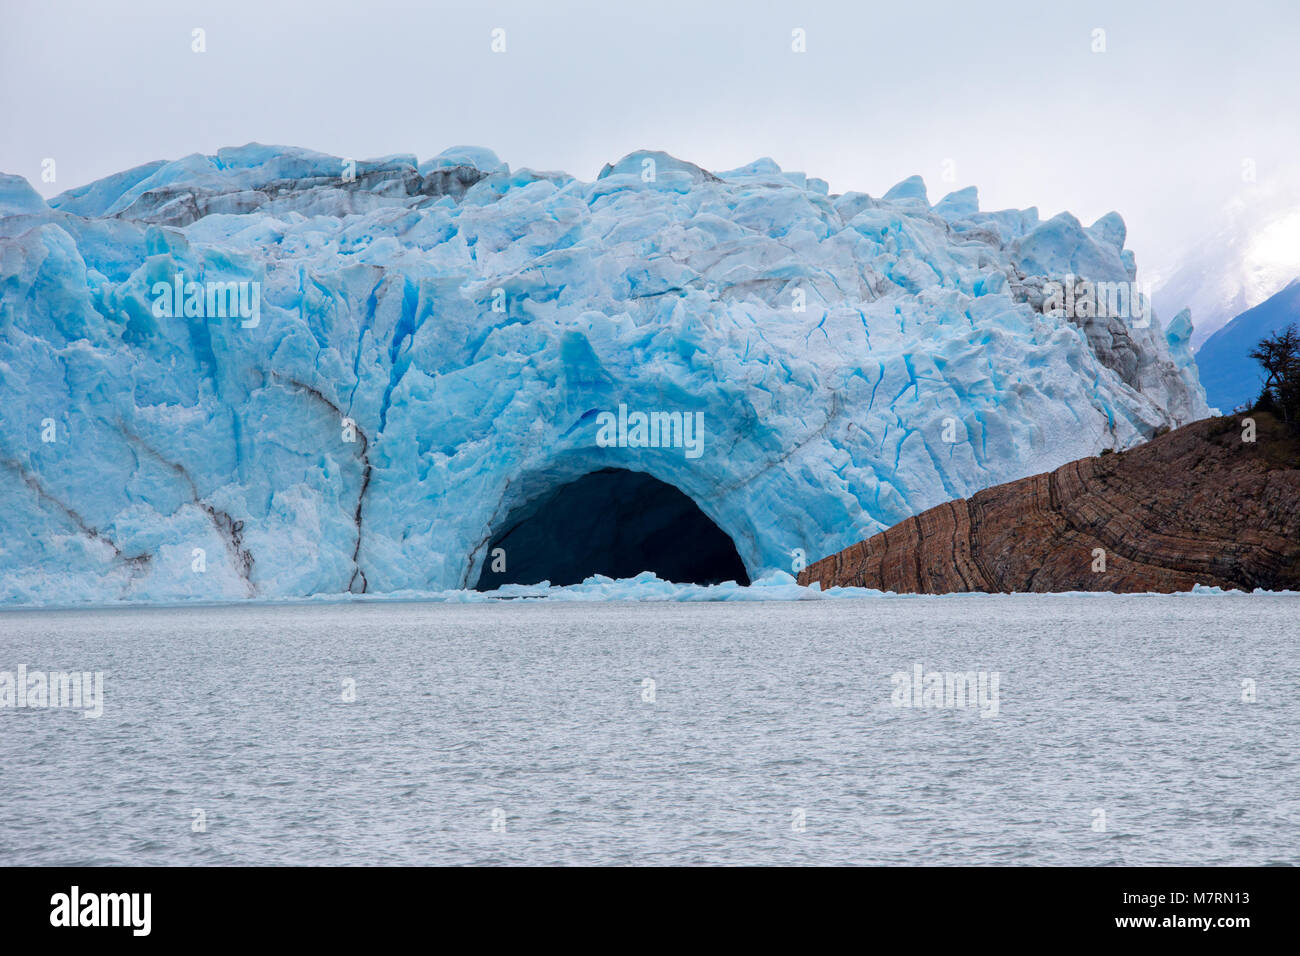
[{"x1": 797, "y1": 414, "x2": 1300, "y2": 593}]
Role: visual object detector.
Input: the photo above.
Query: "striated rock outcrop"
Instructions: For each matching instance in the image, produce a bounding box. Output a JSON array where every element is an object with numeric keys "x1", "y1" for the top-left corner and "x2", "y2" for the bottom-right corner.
[{"x1": 798, "y1": 414, "x2": 1300, "y2": 593}]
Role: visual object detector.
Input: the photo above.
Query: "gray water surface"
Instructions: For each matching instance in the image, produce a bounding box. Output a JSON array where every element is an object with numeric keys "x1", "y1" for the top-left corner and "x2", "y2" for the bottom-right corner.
[{"x1": 1, "y1": 595, "x2": 1296, "y2": 865}]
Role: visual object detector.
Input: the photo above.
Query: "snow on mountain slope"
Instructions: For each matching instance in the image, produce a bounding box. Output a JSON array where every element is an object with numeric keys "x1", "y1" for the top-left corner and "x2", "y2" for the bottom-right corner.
[
  {"x1": 1153, "y1": 179, "x2": 1300, "y2": 350},
  {"x1": 0, "y1": 144, "x2": 1209, "y2": 605}
]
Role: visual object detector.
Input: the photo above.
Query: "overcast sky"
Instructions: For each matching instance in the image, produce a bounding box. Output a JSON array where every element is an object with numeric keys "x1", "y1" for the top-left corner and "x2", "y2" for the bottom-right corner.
[{"x1": 4, "y1": 0, "x2": 1298, "y2": 281}]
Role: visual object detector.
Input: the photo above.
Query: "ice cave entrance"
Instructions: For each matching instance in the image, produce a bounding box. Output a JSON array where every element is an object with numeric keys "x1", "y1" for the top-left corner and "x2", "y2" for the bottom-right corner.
[{"x1": 475, "y1": 468, "x2": 749, "y2": 589}]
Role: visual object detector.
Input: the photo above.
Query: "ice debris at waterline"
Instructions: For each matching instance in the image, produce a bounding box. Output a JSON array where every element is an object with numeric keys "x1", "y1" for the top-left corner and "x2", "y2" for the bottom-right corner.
[
  {"x1": 3, "y1": 571, "x2": 1287, "y2": 611},
  {"x1": 0, "y1": 145, "x2": 1209, "y2": 605}
]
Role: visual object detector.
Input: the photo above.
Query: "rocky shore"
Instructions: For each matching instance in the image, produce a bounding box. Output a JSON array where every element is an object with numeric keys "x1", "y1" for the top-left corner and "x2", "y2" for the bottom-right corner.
[{"x1": 797, "y1": 413, "x2": 1300, "y2": 593}]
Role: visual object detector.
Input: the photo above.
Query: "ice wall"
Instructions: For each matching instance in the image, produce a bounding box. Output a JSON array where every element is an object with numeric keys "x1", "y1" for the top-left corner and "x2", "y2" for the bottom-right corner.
[{"x1": 0, "y1": 145, "x2": 1209, "y2": 604}]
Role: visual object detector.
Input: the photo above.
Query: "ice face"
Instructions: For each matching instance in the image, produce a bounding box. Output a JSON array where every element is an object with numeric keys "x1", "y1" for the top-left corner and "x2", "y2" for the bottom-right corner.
[{"x1": 0, "y1": 146, "x2": 1209, "y2": 605}]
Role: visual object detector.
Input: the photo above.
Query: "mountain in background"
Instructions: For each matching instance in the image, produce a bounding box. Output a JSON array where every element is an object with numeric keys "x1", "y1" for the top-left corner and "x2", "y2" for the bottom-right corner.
[
  {"x1": 1195, "y1": 278, "x2": 1300, "y2": 412},
  {"x1": 1152, "y1": 180, "x2": 1300, "y2": 350}
]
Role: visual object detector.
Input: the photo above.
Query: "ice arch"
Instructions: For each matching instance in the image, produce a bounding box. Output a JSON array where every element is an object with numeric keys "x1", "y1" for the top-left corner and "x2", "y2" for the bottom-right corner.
[{"x1": 473, "y1": 468, "x2": 750, "y2": 589}]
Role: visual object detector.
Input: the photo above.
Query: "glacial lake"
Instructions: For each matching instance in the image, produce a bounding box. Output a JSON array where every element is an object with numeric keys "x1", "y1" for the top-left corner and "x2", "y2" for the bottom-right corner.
[{"x1": 1, "y1": 594, "x2": 1296, "y2": 865}]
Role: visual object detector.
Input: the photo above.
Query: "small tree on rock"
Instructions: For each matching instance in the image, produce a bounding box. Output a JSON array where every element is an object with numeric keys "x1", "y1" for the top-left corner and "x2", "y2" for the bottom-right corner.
[{"x1": 1250, "y1": 323, "x2": 1300, "y2": 427}]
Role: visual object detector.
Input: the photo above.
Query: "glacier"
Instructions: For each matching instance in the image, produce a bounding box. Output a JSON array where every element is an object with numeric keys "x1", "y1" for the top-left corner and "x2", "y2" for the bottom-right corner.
[{"x1": 0, "y1": 144, "x2": 1209, "y2": 606}]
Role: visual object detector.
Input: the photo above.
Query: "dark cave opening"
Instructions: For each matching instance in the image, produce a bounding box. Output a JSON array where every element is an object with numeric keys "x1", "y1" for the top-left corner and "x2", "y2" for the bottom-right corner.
[{"x1": 475, "y1": 468, "x2": 750, "y2": 589}]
